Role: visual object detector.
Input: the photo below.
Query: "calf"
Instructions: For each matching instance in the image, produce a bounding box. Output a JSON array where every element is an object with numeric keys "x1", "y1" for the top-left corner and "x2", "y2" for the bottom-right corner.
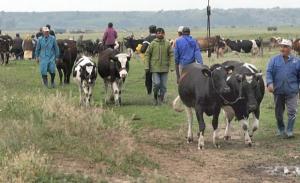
[
  {"x1": 57, "y1": 39, "x2": 77, "y2": 84},
  {"x1": 98, "y1": 48, "x2": 131, "y2": 106},
  {"x1": 173, "y1": 63, "x2": 234, "y2": 149},
  {"x1": 73, "y1": 56, "x2": 97, "y2": 106},
  {"x1": 225, "y1": 39, "x2": 262, "y2": 56},
  {"x1": 221, "y1": 61, "x2": 265, "y2": 146}
]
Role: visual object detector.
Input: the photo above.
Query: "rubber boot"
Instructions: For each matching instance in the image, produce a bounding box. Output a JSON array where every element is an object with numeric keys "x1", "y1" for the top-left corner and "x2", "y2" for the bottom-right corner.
[
  {"x1": 42, "y1": 75, "x2": 48, "y2": 88},
  {"x1": 153, "y1": 92, "x2": 158, "y2": 106},
  {"x1": 50, "y1": 73, "x2": 55, "y2": 88}
]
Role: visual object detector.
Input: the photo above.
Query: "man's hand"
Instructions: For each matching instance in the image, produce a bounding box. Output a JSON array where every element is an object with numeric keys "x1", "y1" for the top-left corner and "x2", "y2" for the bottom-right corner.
[{"x1": 267, "y1": 84, "x2": 274, "y2": 93}]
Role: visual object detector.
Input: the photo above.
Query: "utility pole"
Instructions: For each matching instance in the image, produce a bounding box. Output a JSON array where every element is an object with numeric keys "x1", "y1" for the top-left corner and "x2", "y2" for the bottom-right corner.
[{"x1": 207, "y1": 0, "x2": 212, "y2": 58}]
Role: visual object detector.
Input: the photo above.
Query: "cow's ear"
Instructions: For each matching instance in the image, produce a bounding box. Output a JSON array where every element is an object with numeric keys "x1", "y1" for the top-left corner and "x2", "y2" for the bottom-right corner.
[
  {"x1": 235, "y1": 74, "x2": 243, "y2": 82},
  {"x1": 202, "y1": 68, "x2": 211, "y2": 77},
  {"x1": 224, "y1": 65, "x2": 234, "y2": 74}
]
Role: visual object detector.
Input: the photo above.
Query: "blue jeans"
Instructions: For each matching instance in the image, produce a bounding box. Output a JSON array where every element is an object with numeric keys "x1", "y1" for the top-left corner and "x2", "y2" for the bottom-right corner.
[
  {"x1": 274, "y1": 94, "x2": 298, "y2": 135},
  {"x1": 152, "y1": 72, "x2": 168, "y2": 97}
]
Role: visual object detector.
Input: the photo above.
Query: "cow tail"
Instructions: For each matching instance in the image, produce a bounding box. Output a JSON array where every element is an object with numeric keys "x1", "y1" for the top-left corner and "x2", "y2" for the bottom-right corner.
[{"x1": 172, "y1": 95, "x2": 184, "y2": 112}]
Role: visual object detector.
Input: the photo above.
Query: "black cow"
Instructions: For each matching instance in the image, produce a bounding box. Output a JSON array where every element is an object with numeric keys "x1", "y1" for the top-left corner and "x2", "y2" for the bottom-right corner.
[
  {"x1": 173, "y1": 63, "x2": 234, "y2": 149},
  {"x1": 56, "y1": 39, "x2": 77, "y2": 84},
  {"x1": 0, "y1": 35, "x2": 13, "y2": 64},
  {"x1": 98, "y1": 48, "x2": 131, "y2": 106},
  {"x1": 221, "y1": 61, "x2": 265, "y2": 146},
  {"x1": 225, "y1": 39, "x2": 262, "y2": 56},
  {"x1": 123, "y1": 36, "x2": 144, "y2": 52}
]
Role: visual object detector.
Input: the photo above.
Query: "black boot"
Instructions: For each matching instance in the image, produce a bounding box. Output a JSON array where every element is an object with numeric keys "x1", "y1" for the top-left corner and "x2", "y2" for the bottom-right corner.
[
  {"x1": 50, "y1": 73, "x2": 55, "y2": 88},
  {"x1": 42, "y1": 75, "x2": 48, "y2": 88}
]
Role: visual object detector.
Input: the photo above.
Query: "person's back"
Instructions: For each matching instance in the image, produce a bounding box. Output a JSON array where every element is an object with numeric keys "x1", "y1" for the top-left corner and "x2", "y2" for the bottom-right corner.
[
  {"x1": 102, "y1": 22, "x2": 118, "y2": 48},
  {"x1": 13, "y1": 36, "x2": 23, "y2": 49},
  {"x1": 175, "y1": 35, "x2": 202, "y2": 66}
]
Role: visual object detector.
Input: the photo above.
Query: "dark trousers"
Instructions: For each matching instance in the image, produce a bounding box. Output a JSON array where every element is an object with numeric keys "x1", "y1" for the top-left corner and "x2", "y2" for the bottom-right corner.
[
  {"x1": 274, "y1": 94, "x2": 298, "y2": 135},
  {"x1": 145, "y1": 71, "x2": 152, "y2": 95}
]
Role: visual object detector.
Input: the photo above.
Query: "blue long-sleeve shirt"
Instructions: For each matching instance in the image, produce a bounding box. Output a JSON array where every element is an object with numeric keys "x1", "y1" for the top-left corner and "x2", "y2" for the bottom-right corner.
[
  {"x1": 35, "y1": 35, "x2": 59, "y2": 62},
  {"x1": 174, "y1": 35, "x2": 203, "y2": 66},
  {"x1": 266, "y1": 54, "x2": 300, "y2": 95}
]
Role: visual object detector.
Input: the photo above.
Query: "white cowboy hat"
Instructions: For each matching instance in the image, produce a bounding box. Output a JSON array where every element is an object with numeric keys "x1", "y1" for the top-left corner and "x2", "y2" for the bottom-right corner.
[
  {"x1": 42, "y1": 27, "x2": 50, "y2": 32},
  {"x1": 177, "y1": 26, "x2": 184, "y2": 33},
  {"x1": 279, "y1": 39, "x2": 292, "y2": 47}
]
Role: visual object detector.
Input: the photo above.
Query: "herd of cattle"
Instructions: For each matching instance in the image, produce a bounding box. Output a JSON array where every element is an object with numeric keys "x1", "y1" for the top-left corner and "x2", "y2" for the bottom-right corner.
[{"x1": 0, "y1": 33, "x2": 298, "y2": 149}]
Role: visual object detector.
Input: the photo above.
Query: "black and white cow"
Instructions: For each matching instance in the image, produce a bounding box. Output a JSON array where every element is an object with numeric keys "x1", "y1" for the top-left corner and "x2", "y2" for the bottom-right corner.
[
  {"x1": 225, "y1": 39, "x2": 262, "y2": 56},
  {"x1": 98, "y1": 48, "x2": 131, "y2": 106},
  {"x1": 221, "y1": 61, "x2": 265, "y2": 146},
  {"x1": 73, "y1": 56, "x2": 97, "y2": 107},
  {"x1": 173, "y1": 63, "x2": 234, "y2": 149}
]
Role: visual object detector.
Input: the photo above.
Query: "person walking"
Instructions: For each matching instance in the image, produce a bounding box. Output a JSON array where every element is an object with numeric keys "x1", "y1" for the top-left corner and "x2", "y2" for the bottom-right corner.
[
  {"x1": 102, "y1": 22, "x2": 118, "y2": 49},
  {"x1": 144, "y1": 28, "x2": 174, "y2": 105},
  {"x1": 141, "y1": 25, "x2": 157, "y2": 95},
  {"x1": 22, "y1": 34, "x2": 34, "y2": 60},
  {"x1": 35, "y1": 27, "x2": 59, "y2": 88},
  {"x1": 174, "y1": 27, "x2": 202, "y2": 83},
  {"x1": 266, "y1": 39, "x2": 300, "y2": 138},
  {"x1": 12, "y1": 33, "x2": 24, "y2": 60}
]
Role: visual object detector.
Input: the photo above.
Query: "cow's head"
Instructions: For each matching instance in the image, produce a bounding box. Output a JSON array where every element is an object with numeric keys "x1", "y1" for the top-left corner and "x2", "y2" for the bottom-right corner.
[
  {"x1": 235, "y1": 71, "x2": 263, "y2": 112},
  {"x1": 80, "y1": 63, "x2": 97, "y2": 85},
  {"x1": 111, "y1": 51, "x2": 131, "y2": 79},
  {"x1": 202, "y1": 64, "x2": 234, "y2": 95}
]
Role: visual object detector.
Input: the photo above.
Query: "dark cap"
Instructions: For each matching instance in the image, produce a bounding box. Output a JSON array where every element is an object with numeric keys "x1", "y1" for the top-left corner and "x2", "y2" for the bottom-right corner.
[
  {"x1": 182, "y1": 27, "x2": 190, "y2": 34},
  {"x1": 149, "y1": 25, "x2": 156, "y2": 33}
]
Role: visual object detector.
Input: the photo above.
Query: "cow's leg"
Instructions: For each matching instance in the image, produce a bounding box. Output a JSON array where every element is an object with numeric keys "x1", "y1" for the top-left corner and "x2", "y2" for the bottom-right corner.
[
  {"x1": 0, "y1": 53, "x2": 4, "y2": 64},
  {"x1": 57, "y1": 69, "x2": 63, "y2": 85},
  {"x1": 5, "y1": 52, "x2": 9, "y2": 64},
  {"x1": 212, "y1": 107, "x2": 221, "y2": 148},
  {"x1": 63, "y1": 68, "x2": 68, "y2": 84},
  {"x1": 223, "y1": 107, "x2": 235, "y2": 140},
  {"x1": 195, "y1": 105, "x2": 205, "y2": 150},
  {"x1": 240, "y1": 118, "x2": 252, "y2": 146},
  {"x1": 250, "y1": 110, "x2": 260, "y2": 138},
  {"x1": 112, "y1": 81, "x2": 120, "y2": 106},
  {"x1": 185, "y1": 106, "x2": 193, "y2": 143},
  {"x1": 79, "y1": 85, "x2": 84, "y2": 106},
  {"x1": 117, "y1": 80, "x2": 123, "y2": 105}
]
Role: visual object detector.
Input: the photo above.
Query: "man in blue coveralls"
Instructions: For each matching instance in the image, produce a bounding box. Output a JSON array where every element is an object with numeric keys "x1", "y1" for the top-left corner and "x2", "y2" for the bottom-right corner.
[
  {"x1": 35, "y1": 26, "x2": 59, "y2": 88},
  {"x1": 266, "y1": 39, "x2": 300, "y2": 138}
]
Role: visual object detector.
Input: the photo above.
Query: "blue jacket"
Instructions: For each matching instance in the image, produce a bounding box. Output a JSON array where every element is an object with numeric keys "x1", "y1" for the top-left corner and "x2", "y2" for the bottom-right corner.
[
  {"x1": 35, "y1": 35, "x2": 59, "y2": 63},
  {"x1": 266, "y1": 54, "x2": 300, "y2": 95},
  {"x1": 174, "y1": 35, "x2": 203, "y2": 66}
]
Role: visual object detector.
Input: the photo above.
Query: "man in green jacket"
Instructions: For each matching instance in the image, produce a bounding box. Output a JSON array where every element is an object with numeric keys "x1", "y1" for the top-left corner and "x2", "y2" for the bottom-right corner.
[{"x1": 145, "y1": 28, "x2": 174, "y2": 105}]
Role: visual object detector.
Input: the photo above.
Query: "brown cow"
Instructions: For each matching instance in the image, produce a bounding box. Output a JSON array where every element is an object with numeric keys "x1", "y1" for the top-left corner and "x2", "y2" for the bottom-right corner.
[
  {"x1": 293, "y1": 39, "x2": 300, "y2": 55},
  {"x1": 196, "y1": 36, "x2": 225, "y2": 58}
]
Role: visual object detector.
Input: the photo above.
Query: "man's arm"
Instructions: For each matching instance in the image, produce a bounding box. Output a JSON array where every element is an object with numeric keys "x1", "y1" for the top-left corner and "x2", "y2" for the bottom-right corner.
[
  {"x1": 266, "y1": 57, "x2": 275, "y2": 92},
  {"x1": 194, "y1": 41, "x2": 203, "y2": 64},
  {"x1": 174, "y1": 39, "x2": 180, "y2": 65},
  {"x1": 102, "y1": 31, "x2": 107, "y2": 43},
  {"x1": 35, "y1": 39, "x2": 41, "y2": 59},
  {"x1": 144, "y1": 43, "x2": 152, "y2": 71},
  {"x1": 53, "y1": 39, "x2": 60, "y2": 59},
  {"x1": 168, "y1": 44, "x2": 175, "y2": 71}
]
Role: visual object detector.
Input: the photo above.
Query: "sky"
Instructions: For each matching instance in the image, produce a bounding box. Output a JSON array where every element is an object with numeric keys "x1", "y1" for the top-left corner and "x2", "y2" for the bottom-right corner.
[{"x1": 1, "y1": 0, "x2": 300, "y2": 12}]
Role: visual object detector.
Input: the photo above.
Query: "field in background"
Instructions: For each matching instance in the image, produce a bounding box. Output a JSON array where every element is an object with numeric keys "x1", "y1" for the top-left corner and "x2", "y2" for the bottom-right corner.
[
  {"x1": 3, "y1": 26, "x2": 300, "y2": 41},
  {"x1": 0, "y1": 27, "x2": 300, "y2": 182}
]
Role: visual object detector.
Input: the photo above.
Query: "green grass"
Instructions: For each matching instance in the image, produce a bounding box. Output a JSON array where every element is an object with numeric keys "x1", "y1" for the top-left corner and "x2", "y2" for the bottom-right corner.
[{"x1": 1, "y1": 27, "x2": 300, "y2": 182}]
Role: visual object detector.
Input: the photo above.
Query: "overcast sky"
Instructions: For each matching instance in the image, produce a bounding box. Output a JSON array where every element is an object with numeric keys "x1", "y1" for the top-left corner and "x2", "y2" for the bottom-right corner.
[{"x1": 1, "y1": 0, "x2": 300, "y2": 12}]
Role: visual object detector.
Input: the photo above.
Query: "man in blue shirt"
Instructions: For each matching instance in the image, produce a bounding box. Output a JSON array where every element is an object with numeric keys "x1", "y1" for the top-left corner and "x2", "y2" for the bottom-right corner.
[
  {"x1": 266, "y1": 39, "x2": 300, "y2": 138},
  {"x1": 174, "y1": 27, "x2": 203, "y2": 83},
  {"x1": 35, "y1": 27, "x2": 59, "y2": 88}
]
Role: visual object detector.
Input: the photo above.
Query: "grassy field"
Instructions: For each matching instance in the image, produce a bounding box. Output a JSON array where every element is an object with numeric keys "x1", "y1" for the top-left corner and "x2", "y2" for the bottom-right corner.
[{"x1": 0, "y1": 28, "x2": 300, "y2": 182}]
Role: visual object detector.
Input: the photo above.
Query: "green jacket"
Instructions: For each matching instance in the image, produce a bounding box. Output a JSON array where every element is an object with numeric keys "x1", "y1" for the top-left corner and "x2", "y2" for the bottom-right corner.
[{"x1": 145, "y1": 38, "x2": 174, "y2": 73}]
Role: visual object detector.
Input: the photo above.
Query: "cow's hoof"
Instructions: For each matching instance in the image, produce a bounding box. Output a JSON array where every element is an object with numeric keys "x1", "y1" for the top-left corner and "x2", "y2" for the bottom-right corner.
[
  {"x1": 214, "y1": 144, "x2": 221, "y2": 149},
  {"x1": 246, "y1": 142, "x2": 252, "y2": 147},
  {"x1": 224, "y1": 136, "x2": 231, "y2": 141},
  {"x1": 198, "y1": 146, "x2": 204, "y2": 150},
  {"x1": 187, "y1": 137, "x2": 193, "y2": 143}
]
